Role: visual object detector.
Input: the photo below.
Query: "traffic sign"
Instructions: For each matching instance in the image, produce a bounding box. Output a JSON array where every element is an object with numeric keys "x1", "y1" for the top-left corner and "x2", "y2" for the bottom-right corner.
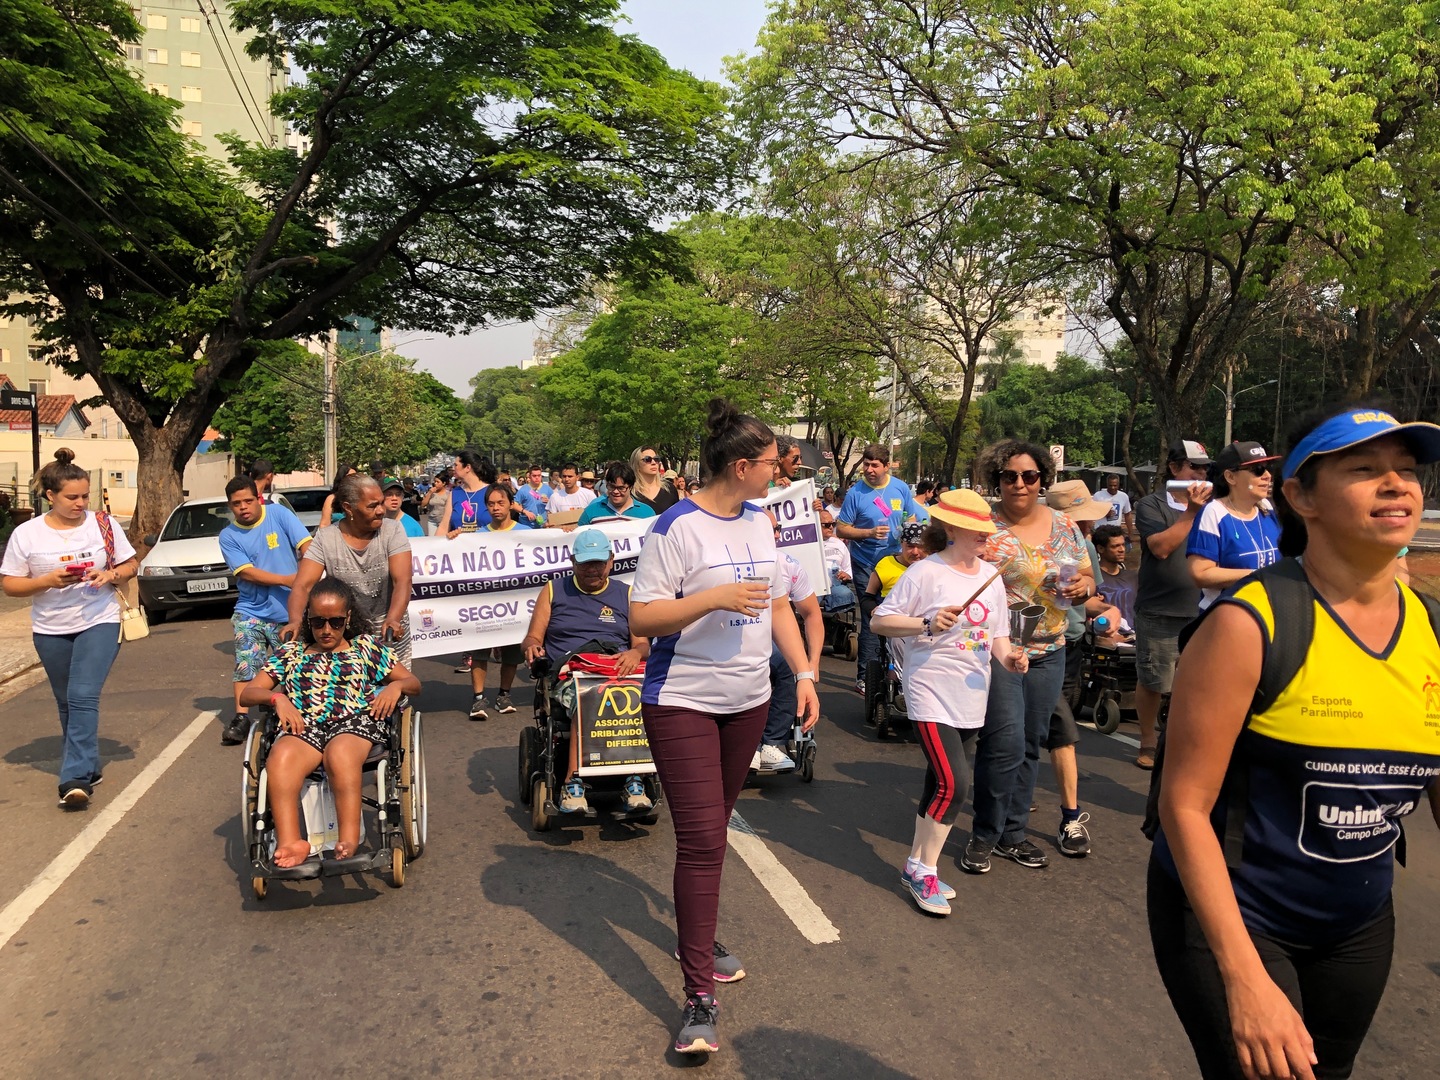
[
  {"x1": 1, "y1": 389, "x2": 36, "y2": 410},
  {"x1": 1050, "y1": 444, "x2": 1065, "y2": 471}
]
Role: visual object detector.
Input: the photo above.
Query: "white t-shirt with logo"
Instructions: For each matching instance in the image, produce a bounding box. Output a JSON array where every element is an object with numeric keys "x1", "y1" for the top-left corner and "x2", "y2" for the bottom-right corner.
[
  {"x1": 872, "y1": 555, "x2": 1010, "y2": 729},
  {"x1": 548, "y1": 486, "x2": 596, "y2": 513},
  {"x1": 0, "y1": 512, "x2": 137, "y2": 634},
  {"x1": 779, "y1": 553, "x2": 815, "y2": 603},
  {"x1": 633, "y1": 500, "x2": 783, "y2": 712},
  {"x1": 822, "y1": 536, "x2": 853, "y2": 579},
  {"x1": 1094, "y1": 488, "x2": 1132, "y2": 523}
]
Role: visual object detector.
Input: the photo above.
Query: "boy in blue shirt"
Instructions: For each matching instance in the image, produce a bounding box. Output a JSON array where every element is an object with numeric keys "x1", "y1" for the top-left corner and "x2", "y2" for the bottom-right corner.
[
  {"x1": 836, "y1": 443, "x2": 923, "y2": 692},
  {"x1": 219, "y1": 476, "x2": 312, "y2": 745},
  {"x1": 383, "y1": 477, "x2": 426, "y2": 537},
  {"x1": 515, "y1": 464, "x2": 552, "y2": 525}
]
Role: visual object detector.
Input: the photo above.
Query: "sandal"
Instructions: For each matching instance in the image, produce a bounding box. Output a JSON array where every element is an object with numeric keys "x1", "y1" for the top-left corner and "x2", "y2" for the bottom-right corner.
[{"x1": 1135, "y1": 747, "x2": 1157, "y2": 770}]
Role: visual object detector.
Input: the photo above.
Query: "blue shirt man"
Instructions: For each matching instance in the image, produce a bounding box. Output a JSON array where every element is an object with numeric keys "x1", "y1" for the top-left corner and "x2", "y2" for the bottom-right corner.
[
  {"x1": 836, "y1": 445, "x2": 923, "y2": 572},
  {"x1": 515, "y1": 465, "x2": 552, "y2": 525}
]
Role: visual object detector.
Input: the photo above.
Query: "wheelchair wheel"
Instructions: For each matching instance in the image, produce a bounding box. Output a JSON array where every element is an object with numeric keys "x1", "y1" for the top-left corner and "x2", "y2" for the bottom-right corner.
[
  {"x1": 1094, "y1": 697, "x2": 1122, "y2": 735},
  {"x1": 875, "y1": 701, "x2": 892, "y2": 741},
  {"x1": 800, "y1": 742, "x2": 816, "y2": 782},
  {"x1": 531, "y1": 776, "x2": 554, "y2": 832},
  {"x1": 252, "y1": 876, "x2": 267, "y2": 901},
  {"x1": 240, "y1": 720, "x2": 263, "y2": 852},
  {"x1": 400, "y1": 710, "x2": 426, "y2": 859},
  {"x1": 518, "y1": 726, "x2": 539, "y2": 806},
  {"x1": 389, "y1": 844, "x2": 406, "y2": 888},
  {"x1": 846, "y1": 631, "x2": 858, "y2": 662},
  {"x1": 863, "y1": 660, "x2": 883, "y2": 725}
]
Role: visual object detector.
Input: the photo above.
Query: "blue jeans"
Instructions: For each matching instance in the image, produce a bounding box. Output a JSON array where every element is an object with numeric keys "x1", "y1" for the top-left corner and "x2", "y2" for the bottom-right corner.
[
  {"x1": 33, "y1": 624, "x2": 123, "y2": 790},
  {"x1": 764, "y1": 643, "x2": 797, "y2": 746},
  {"x1": 820, "y1": 573, "x2": 855, "y2": 612},
  {"x1": 971, "y1": 647, "x2": 1067, "y2": 846},
  {"x1": 854, "y1": 560, "x2": 878, "y2": 682}
]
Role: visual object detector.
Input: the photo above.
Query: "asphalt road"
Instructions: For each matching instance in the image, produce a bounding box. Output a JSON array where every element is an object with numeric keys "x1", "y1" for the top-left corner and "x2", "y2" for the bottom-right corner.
[{"x1": 2, "y1": 609, "x2": 1439, "y2": 1079}]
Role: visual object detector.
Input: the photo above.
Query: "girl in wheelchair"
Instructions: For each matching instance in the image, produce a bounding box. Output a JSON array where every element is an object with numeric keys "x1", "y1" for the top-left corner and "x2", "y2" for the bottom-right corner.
[{"x1": 240, "y1": 578, "x2": 420, "y2": 867}]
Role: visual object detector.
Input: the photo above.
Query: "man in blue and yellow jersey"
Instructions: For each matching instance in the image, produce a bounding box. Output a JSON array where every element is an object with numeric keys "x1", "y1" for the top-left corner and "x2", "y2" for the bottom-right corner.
[{"x1": 218, "y1": 476, "x2": 312, "y2": 745}]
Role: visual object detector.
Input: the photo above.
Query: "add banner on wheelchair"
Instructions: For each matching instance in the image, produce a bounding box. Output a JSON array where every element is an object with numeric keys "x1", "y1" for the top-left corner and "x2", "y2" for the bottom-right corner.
[
  {"x1": 575, "y1": 674, "x2": 654, "y2": 776},
  {"x1": 405, "y1": 518, "x2": 653, "y2": 658}
]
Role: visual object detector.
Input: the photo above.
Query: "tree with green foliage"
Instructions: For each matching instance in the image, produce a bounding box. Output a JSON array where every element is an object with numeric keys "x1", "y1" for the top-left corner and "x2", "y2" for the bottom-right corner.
[
  {"x1": 463, "y1": 365, "x2": 597, "y2": 468},
  {"x1": 1, "y1": 0, "x2": 733, "y2": 542}
]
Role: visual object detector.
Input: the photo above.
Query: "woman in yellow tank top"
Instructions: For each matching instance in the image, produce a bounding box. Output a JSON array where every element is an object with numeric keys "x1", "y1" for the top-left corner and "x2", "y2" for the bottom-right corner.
[{"x1": 1152, "y1": 403, "x2": 1440, "y2": 1080}]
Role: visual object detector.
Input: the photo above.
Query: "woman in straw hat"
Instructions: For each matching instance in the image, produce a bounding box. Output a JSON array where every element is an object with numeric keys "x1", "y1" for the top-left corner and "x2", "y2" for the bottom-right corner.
[{"x1": 872, "y1": 488, "x2": 1027, "y2": 916}]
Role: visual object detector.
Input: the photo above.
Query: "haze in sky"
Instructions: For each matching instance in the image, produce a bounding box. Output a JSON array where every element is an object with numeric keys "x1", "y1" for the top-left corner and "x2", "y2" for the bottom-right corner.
[{"x1": 402, "y1": 0, "x2": 771, "y2": 395}]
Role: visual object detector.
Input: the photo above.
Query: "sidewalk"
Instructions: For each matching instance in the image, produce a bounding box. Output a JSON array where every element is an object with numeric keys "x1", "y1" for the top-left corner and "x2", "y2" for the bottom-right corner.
[{"x1": 0, "y1": 599, "x2": 38, "y2": 686}]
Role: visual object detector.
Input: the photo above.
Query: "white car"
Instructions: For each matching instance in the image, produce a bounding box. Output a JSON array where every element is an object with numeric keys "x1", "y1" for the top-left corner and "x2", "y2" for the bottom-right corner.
[{"x1": 136, "y1": 493, "x2": 293, "y2": 622}]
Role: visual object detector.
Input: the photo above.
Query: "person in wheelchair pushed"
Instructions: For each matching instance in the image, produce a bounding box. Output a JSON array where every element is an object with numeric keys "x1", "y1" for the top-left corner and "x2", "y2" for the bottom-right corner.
[
  {"x1": 520, "y1": 529, "x2": 651, "y2": 814},
  {"x1": 241, "y1": 577, "x2": 420, "y2": 868}
]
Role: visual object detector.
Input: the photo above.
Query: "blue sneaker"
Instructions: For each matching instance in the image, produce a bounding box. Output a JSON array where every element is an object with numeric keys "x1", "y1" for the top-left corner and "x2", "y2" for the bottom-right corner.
[
  {"x1": 622, "y1": 775, "x2": 653, "y2": 812},
  {"x1": 905, "y1": 871, "x2": 951, "y2": 916},
  {"x1": 559, "y1": 778, "x2": 588, "y2": 813},
  {"x1": 900, "y1": 867, "x2": 956, "y2": 900}
]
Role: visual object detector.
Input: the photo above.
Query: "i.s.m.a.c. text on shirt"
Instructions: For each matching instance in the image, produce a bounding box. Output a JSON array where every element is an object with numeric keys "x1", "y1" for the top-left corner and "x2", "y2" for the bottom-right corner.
[{"x1": 631, "y1": 501, "x2": 781, "y2": 713}]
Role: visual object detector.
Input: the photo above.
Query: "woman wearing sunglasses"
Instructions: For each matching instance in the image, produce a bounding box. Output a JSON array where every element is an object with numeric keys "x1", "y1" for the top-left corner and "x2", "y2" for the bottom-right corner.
[
  {"x1": 243, "y1": 578, "x2": 420, "y2": 868},
  {"x1": 967, "y1": 439, "x2": 1094, "y2": 874},
  {"x1": 1186, "y1": 441, "x2": 1282, "y2": 612},
  {"x1": 630, "y1": 445, "x2": 679, "y2": 514}
]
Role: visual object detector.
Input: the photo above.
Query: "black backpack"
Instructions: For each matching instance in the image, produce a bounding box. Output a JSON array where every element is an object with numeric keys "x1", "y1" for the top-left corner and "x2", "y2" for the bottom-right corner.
[{"x1": 1140, "y1": 558, "x2": 1440, "y2": 869}]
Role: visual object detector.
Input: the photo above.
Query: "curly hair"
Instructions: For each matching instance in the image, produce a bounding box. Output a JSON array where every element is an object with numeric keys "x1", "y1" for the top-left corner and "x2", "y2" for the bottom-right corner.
[
  {"x1": 981, "y1": 439, "x2": 1054, "y2": 489},
  {"x1": 301, "y1": 577, "x2": 367, "y2": 645}
]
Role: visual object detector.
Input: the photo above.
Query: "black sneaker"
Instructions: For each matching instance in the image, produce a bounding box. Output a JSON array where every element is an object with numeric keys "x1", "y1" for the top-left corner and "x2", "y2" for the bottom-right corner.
[
  {"x1": 58, "y1": 783, "x2": 92, "y2": 809},
  {"x1": 674, "y1": 993, "x2": 719, "y2": 1055},
  {"x1": 960, "y1": 836, "x2": 993, "y2": 875},
  {"x1": 88, "y1": 772, "x2": 103, "y2": 787},
  {"x1": 1058, "y1": 812, "x2": 1092, "y2": 858},
  {"x1": 494, "y1": 691, "x2": 517, "y2": 715},
  {"x1": 221, "y1": 714, "x2": 250, "y2": 746},
  {"x1": 994, "y1": 839, "x2": 1049, "y2": 869},
  {"x1": 468, "y1": 695, "x2": 489, "y2": 721}
]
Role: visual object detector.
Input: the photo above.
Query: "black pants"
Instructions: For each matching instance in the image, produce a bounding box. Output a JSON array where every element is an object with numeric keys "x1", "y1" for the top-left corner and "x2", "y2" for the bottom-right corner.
[
  {"x1": 914, "y1": 722, "x2": 977, "y2": 827},
  {"x1": 1147, "y1": 857, "x2": 1394, "y2": 1079}
]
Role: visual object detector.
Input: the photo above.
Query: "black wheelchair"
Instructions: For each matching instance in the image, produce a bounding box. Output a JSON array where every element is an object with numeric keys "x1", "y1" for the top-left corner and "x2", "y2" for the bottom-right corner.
[
  {"x1": 1071, "y1": 626, "x2": 1138, "y2": 735},
  {"x1": 863, "y1": 638, "x2": 911, "y2": 741},
  {"x1": 821, "y1": 601, "x2": 859, "y2": 662},
  {"x1": 241, "y1": 705, "x2": 427, "y2": 898},
  {"x1": 518, "y1": 651, "x2": 662, "y2": 833}
]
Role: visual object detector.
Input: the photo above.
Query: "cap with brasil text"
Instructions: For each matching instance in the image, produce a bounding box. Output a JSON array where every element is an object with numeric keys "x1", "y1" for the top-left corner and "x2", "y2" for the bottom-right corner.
[
  {"x1": 1282, "y1": 409, "x2": 1440, "y2": 481},
  {"x1": 570, "y1": 528, "x2": 613, "y2": 563}
]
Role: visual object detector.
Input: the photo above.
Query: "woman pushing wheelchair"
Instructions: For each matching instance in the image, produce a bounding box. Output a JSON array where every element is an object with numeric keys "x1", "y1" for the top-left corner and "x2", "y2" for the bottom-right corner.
[{"x1": 241, "y1": 578, "x2": 421, "y2": 867}]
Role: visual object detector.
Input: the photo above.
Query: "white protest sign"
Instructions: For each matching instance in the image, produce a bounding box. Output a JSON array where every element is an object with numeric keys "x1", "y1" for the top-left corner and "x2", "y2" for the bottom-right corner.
[
  {"x1": 758, "y1": 478, "x2": 829, "y2": 597},
  {"x1": 406, "y1": 517, "x2": 653, "y2": 658}
]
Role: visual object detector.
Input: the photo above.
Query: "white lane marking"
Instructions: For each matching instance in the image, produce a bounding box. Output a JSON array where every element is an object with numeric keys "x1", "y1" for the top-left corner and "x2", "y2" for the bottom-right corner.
[
  {"x1": 1080, "y1": 721, "x2": 1141, "y2": 749},
  {"x1": 0, "y1": 710, "x2": 216, "y2": 952},
  {"x1": 727, "y1": 809, "x2": 840, "y2": 944}
]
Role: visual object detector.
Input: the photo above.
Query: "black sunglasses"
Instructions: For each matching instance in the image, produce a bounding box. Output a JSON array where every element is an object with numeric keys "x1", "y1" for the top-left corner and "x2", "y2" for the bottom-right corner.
[
  {"x1": 640, "y1": 455, "x2": 661, "y2": 464},
  {"x1": 1000, "y1": 469, "x2": 1042, "y2": 485},
  {"x1": 307, "y1": 615, "x2": 348, "y2": 631},
  {"x1": 1240, "y1": 464, "x2": 1272, "y2": 477}
]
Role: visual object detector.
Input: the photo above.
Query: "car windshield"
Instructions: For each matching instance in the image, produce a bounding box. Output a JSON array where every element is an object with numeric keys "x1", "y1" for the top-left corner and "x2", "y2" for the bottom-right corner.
[
  {"x1": 279, "y1": 489, "x2": 328, "y2": 512},
  {"x1": 160, "y1": 504, "x2": 231, "y2": 541}
]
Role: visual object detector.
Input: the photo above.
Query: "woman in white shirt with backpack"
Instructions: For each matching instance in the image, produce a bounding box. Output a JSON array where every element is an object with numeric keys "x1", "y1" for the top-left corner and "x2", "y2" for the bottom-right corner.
[{"x1": 1, "y1": 449, "x2": 137, "y2": 809}]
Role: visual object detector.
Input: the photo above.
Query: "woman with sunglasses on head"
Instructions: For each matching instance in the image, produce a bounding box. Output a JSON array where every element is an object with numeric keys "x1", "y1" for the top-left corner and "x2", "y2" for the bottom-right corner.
[
  {"x1": 966, "y1": 440, "x2": 1094, "y2": 875},
  {"x1": 1151, "y1": 405, "x2": 1440, "y2": 1080},
  {"x1": 1186, "y1": 441, "x2": 1283, "y2": 613},
  {"x1": 242, "y1": 578, "x2": 420, "y2": 868},
  {"x1": 630, "y1": 445, "x2": 678, "y2": 514},
  {"x1": 630, "y1": 399, "x2": 819, "y2": 1058}
]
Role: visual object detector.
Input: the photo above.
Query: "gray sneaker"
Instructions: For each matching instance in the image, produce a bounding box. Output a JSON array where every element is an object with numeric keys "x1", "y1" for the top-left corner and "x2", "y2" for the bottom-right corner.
[
  {"x1": 495, "y1": 691, "x2": 517, "y2": 715},
  {"x1": 960, "y1": 837, "x2": 993, "y2": 875},
  {"x1": 674, "y1": 993, "x2": 719, "y2": 1055},
  {"x1": 468, "y1": 695, "x2": 489, "y2": 721},
  {"x1": 672, "y1": 940, "x2": 746, "y2": 984}
]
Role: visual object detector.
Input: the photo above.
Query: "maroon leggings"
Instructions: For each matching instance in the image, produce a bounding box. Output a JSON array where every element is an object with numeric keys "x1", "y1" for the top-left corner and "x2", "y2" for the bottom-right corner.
[{"x1": 643, "y1": 699, "x2": 769, "y2": 998}]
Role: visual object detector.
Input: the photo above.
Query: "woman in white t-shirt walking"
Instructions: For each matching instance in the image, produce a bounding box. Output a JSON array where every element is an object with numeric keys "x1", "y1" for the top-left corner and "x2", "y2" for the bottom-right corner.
[
  {"x1": 872, "y1": 488, "x2": 1028, "y2": 916},
  {"x1": 1, "y1": 449, "x2": 138, "y2": 809},
  {"x1": 630, "y1": 399, "x2": 819, "y2": 1058}
]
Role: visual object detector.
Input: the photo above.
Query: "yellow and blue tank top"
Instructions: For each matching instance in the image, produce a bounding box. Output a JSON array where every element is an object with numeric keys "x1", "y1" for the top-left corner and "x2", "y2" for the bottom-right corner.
[
  {"x1": 873, "y1": 555, "x2": 908, "y2": 599},
  {"x1": 1155, "y1": 578, "x2": 1440, "y2": 942}
]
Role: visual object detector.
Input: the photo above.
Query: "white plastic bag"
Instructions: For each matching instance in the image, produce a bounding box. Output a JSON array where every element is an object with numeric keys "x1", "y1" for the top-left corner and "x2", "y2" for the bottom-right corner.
[{"x1": 300, "y1": 778, "x2": 340, "y2": 855}]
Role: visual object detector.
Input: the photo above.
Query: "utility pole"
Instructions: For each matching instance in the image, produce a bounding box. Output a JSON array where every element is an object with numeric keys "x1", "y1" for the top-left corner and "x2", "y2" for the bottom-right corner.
[
  {"x1": 322, "y1": 330, "x2": 338, "y2": 481},
  {"x1": 1223, "y1": 364, "x2": 1235, "y2": 446}
]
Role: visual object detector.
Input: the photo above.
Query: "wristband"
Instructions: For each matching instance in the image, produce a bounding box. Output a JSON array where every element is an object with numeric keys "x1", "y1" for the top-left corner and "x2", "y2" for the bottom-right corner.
[
  {"x1": 270, "y1": 693, "x2": 282, "y2": 708},
  {"x1": 922, "y1": 616, "x2": 932, "y2": 638},
  {"x1": 794, "y1": 671, "x2": 815, "y2": 682}
]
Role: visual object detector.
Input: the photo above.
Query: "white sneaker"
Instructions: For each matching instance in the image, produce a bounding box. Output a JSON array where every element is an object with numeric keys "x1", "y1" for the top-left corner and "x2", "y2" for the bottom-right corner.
[
  {"x1": 758, "y1": 744, "x2": 796, "y2": 771},
  {"x1": 750, "y1": 749, "x2": 762, "y2": 770}
]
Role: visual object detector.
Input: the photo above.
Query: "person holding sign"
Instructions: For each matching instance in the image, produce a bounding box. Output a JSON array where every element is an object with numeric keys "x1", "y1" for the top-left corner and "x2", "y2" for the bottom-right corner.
[
  {"x1": 872, "y1": 489, "x2": 1025, "y2": 916},
  {"x1": 630, "y1": 399, "x2": 819, "y2": 1058},
  {"x1": 521, "y1": 529, "x2": 651, "y2": 814}
]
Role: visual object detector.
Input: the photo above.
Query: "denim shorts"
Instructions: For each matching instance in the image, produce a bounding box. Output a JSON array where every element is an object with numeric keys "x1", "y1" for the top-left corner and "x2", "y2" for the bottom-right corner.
[{"x1": 1134, "y1": 611, "x2": 1194, "y2": 693}]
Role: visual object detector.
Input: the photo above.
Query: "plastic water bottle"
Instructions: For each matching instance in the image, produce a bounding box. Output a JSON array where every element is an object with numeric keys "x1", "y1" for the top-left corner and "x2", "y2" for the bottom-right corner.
[
  {"x1": 1093, "y1": 615, "x2": 1110, "y2": 634},
  {"x1": 1055, "y1": 560, "x2": 1078, "y2": 609}
]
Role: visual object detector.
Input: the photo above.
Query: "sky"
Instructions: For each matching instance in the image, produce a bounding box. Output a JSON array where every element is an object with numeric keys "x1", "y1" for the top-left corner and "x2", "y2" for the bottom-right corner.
[{"x1": 401, "y1": 0, "x2": 773, "y2": 395}]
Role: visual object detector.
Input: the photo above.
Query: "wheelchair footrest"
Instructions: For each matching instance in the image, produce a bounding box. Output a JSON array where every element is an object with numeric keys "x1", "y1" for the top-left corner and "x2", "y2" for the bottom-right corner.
[
  {"x1": 253, "y1": 856, "x2": 323, "y2": 881},
  {"x1": 319, "y1": 851, "x2": 385, "y2": 877}
]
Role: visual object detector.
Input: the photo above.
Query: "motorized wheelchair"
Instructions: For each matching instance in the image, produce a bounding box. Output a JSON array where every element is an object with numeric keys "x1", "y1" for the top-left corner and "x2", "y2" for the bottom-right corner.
[
  {"x1": 1070, "y1": 621, "x2": 1138, "y2": 735},
  {"x1": 821, "y1": 600, "x2": 859, "y2": 662},
  {"x1": 863, "y1": 638, "x2": 911, "y2": 741},
  {"x1": 241, "y1": 704, "x2": 427, "y2": 898},
  {"x1": 518, "y1": 649, "x2": 662, "y2": 832}
]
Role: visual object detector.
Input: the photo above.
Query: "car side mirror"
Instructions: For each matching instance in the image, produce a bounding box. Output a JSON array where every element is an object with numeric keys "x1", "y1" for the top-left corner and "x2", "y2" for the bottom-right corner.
[{"x1": 143, "y1": 534, "x2": 158, "y2": 546}]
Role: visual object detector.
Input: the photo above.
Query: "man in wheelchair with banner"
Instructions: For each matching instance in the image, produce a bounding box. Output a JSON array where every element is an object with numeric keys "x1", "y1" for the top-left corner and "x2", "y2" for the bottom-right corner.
[{"x1": 518, "y1": 529, "x2": 655, "y2": 827}]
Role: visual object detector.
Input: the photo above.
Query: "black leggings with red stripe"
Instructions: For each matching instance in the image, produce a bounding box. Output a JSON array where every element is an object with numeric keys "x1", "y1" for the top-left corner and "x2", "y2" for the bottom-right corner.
[{"x1": 915, "y1": 721, "x2": 977, "y2": 826}]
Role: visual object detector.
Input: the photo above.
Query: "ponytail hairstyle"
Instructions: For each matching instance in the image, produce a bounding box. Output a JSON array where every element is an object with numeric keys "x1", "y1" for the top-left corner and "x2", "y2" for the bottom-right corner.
[
  {"x1": 331, "y1": 462, "x2": 357, "y2": 492},
  {"x1": 698, "y1": 398, "x2": 774, "y2": 480},
  {"x1": 1276, "y1": 398, "x2": 1395, "y2": 557},
  {"x1": 36, "y1": 448, "x2": 88, "y2": 498},
  {"x1": 301, "y1": 577, "x2": 367, "y2": 645}
]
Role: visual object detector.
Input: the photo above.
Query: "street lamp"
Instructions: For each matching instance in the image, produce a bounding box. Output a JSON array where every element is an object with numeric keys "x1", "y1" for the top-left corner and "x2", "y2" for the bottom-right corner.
[{"x1": 1213, "y1": 366, "x2": 1278, "y2": 445}]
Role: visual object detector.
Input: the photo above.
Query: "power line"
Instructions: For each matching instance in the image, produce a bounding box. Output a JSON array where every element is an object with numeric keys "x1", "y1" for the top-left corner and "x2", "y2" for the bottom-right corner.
[
  {"x1": 201, "y1": 0, "x2": 273, "y2": 146},
  {"x1": 194, "y1": 0, "x2": 273, "y2": 148}
]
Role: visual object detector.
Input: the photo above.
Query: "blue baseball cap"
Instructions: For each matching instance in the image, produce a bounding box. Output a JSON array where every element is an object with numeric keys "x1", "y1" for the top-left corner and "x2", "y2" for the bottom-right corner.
[
  {"x1": 1282, "y1": 409, "x2": 1440, "y2": 480},
  {"x1": 570, "y1": 529, "x2": 613, "y2": 563}
]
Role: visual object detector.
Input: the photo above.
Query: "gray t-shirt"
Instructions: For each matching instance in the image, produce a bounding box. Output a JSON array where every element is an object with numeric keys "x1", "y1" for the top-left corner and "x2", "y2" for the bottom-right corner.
[
  {"x1": 303, "y1": 517, "x2": 412, "y2": 631},
  {"x1": 1134, "y1": 491, "x2": 1200, "y2": 618}
]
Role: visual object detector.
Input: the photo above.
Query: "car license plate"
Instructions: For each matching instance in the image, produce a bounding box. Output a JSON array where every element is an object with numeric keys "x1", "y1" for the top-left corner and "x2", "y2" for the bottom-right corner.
[{"x1": 186, "y1": 577, "x2": 229, "y2": 594}]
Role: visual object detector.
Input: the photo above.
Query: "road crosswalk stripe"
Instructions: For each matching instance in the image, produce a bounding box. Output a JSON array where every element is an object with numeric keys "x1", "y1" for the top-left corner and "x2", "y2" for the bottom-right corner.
[{"x1": 727, "y1": 809, "x2": 840, "y2": 944}]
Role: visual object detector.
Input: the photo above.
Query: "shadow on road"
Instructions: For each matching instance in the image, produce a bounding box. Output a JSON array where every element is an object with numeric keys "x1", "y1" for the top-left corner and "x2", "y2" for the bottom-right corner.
[
  {"x1": 4, "y1": 734, "x2": 135, "y2": 773},
  {"x1": 731, "y1": 1027, "x2": 917, "y2": 1078},
  {"x1": 482, "y1": 842, "x2": 678, "y2": 1027}
]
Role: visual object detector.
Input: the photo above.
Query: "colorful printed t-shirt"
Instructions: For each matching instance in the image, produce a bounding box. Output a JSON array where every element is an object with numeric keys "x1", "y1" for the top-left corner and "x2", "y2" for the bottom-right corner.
[
  {"x1": 873, "y1": 556, "x2": 1010, "y2": 729},
  {"x1": 983, "y1": 510, "x2": 1091, "y2": 658},
  {"x1": 261, "y1": 635, "x2": 395, "y2": 726},
  {"x1": 220, "y1": 503, "x2": 312, "y2": 623}
]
